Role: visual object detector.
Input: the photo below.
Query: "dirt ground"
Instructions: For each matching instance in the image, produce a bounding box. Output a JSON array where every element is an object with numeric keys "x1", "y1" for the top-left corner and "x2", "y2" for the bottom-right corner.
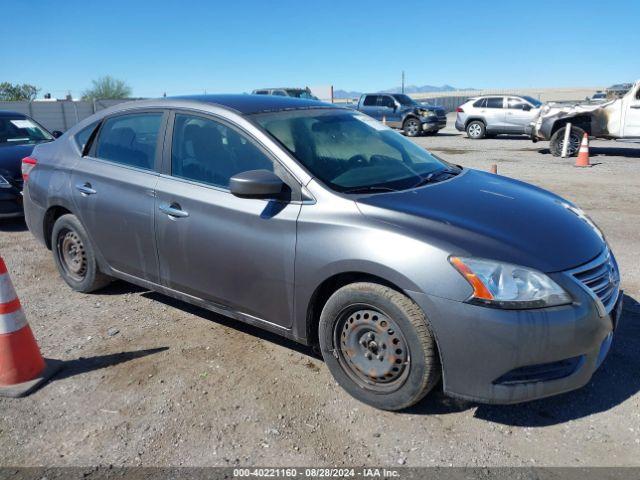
[{"x1": 1, "y1": 116, "x2": 639, "y2": 467}]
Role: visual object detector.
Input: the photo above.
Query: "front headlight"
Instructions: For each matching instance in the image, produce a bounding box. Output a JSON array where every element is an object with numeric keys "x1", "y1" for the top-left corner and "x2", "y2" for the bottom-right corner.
[
  {"x1": 0, "y1": 175, "x2": 12, "y2": 189},
  {"x1": 420, "y1": 110, "x2": 437, "y2": 118},
  {"x1": 449, "y1": 256, "x2": 572, "y2": 309}
]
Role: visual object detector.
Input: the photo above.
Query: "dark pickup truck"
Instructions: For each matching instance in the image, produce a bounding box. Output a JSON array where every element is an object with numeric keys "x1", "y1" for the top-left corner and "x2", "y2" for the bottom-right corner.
[{"x1": 352, "y1": 93, "x2": 446, "y2": 136}]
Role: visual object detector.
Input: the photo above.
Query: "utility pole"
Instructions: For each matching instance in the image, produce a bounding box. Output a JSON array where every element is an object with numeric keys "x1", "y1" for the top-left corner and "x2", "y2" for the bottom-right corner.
[{"x1": 401, "y1": 71, "x2": 405, "y2": 94}]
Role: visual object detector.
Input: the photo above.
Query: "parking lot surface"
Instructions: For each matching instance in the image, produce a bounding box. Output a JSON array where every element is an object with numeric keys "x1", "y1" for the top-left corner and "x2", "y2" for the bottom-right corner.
[{"x1": 1, "y1": 116, "x2": 639, "y2": 467}]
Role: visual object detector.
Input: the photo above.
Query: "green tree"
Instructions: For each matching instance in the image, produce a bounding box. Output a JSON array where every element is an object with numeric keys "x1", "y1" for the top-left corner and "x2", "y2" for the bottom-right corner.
[
  {"x1": 0, "y1": 82, "x2": 40, "y2": 101},
  {"x1": 81, "y1": 76, "x2": 132, "y2": 100}
]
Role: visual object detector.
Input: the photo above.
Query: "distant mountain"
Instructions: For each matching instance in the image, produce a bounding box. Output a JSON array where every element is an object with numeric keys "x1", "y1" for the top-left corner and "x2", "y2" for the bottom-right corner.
[{"x1": 333, "y1": 84, "x2": 475, "y2": 99}]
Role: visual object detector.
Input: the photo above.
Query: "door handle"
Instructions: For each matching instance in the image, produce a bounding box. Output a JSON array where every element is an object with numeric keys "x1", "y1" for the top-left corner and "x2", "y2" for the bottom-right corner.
[
  {"x1": 159, "y1": 202, "x2": 189, "y2": 218},
  {"x1": 75, "y1": 182, "x2": 97, "y2": 196},
  {"x1": 631, "y1": 105, "x2": 640, "y2": 109}
]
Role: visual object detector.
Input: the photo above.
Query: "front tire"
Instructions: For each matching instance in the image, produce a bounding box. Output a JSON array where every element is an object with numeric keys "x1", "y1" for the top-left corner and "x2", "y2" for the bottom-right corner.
[
  {"x1": 403, "y1": 117, "x2": 422, "y2": 137},
  {"x1": 466, "y1": 120, "x2": 486, "y2": 139},
  {"x1": 318, "y1": 282, "x2": 440, "y2": 411},
  {"x1": 550, "y1": 126, "x2": 585, "y2": 157},
  {"x1": 51, "y1": 214, "x2": 111, "y2": 292}
]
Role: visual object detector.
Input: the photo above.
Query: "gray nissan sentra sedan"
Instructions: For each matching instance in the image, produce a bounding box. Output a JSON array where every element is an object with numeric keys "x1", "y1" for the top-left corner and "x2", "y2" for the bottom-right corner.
[{"x1": 22, "y1": 95, "x2": 623, "y2": 410}]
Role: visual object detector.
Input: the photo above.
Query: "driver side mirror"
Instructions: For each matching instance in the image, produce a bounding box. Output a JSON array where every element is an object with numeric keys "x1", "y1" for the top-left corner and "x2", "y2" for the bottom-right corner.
[
  {"x1": 229, "y1": 169, "x2": 287, "y2": 199},
  {"x1": 522, "y1": 104, "x2": 532, "y2": 111},
  {"x1": 52, "y1": 130, "x2": 63, "y2": 138}
]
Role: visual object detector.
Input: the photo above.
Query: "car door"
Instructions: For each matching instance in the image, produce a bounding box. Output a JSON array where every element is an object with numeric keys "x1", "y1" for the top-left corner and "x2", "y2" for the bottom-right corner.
[
  {"x1": 360, "y1": 95, "x2": 382, "y2": 120},
  {"x1": 378, "y1": 95, "x2": 402, "y2": 127},
  {"x1": 505, "y1": 97, "x2": 536, "y2": 133},
  {"x1": 483, "y1": 97, "x2": 507, "y2": 132},
  {"x1": 154, "y1": 111, "x2": 301, "y2": 328},
  {"x1": 622, "y1": 84, "x2": 640, "y2": 137},
  {"x1": 71, "y1": 110, "x2": 166, "y2": 282}
]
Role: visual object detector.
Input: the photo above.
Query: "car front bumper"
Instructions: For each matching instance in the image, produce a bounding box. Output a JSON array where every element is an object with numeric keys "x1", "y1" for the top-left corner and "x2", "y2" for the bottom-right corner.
[
  {"x1": 408, "y1": 271, "x2": 622, "y2": 404},
  {"x1": 0, "y1": 189, "x2": 24, "y2": 218},
  {"x1": 421, "y1": 117, "x2": 447, "y2": 132}
]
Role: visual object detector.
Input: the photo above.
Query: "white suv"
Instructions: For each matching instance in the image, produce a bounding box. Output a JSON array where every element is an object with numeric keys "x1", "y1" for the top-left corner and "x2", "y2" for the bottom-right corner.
[{"x1": 455, "y1": 95, "x2": 543, "y2": 139}]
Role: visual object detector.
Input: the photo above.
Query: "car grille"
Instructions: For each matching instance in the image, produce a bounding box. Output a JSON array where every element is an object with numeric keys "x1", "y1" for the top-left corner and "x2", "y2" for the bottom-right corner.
[{"x1": 571, "y1": 249, "x2": 620, "y2": 314}]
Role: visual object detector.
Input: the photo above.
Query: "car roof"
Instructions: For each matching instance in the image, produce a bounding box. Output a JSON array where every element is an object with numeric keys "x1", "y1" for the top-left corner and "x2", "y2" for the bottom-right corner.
[
  {"x1": 171, "y1": 94, "x2": 332, "y2": 114},
  {"x1": 0, "y1": 110, "x2": 27, "y2": 118}
]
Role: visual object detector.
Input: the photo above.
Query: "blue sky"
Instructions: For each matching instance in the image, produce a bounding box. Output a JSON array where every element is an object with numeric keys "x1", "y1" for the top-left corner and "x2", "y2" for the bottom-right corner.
[{"x1": 2, "y1": 0, "x2": 638, "y2": 98}]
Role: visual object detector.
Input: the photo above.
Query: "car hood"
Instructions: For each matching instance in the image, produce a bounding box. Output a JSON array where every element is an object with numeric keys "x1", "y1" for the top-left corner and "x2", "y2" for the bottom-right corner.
[
  {"x1": 355, "y1": 169, "x2": 605, "y2": 273},
  {"x1": 0, "y1": 143, "x2": 36, "y2": 179}
]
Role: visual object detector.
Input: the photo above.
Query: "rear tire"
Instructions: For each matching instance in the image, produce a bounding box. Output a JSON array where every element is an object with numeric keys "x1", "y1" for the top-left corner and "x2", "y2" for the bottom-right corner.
[
  {"x1": 403, "y1": 117, "x2": 422, "y2": 137},
  {"x1": 466, "y1": 120, "x2": 486, "y2": 139},
  {"x1": 318, "y1": 282, "x2": 440, "y2": 411},
  {"x1": 550, "y1": 126, "x2": 585, "y2": 157},
  {"x1": 52, "y1": 214, "x2": 112, "y2": 293}
]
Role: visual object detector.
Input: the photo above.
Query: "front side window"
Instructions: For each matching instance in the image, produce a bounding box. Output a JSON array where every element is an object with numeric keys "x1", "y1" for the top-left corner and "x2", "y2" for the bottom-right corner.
[
  {"x1": 171, "y1": 114, "x2": 274, "y2": 189},
  {"x1": 379, "y1": 96, "x2": 396, "y2": 108},
  {"x1": 255, "y1": 109, "x2": 451, "y2": 193},
  {"x1": 0, "y1": 116, "x2": 53, "y2": 146},
  {"x1": 95, "y1": 113, "x2": 163, "y2": 170},
  {"x1": 486, "y1": 97, "x2": 504, "y2": 108},
  {"x1": 392, "y1": 94, "x2": 416, "y2": 106},
  {"x1": 507, "y1": 98, "x2": 527, "y2": 110}
]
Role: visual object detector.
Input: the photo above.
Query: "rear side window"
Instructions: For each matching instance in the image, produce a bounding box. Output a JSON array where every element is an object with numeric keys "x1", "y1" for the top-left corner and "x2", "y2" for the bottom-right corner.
[
  {"x1": 94, "y1": 113, "x2": 163, "y2": 170},
  {"x1": 473, "y1": 98, "x2": 487, "y2": 108},
  {"x1": 171, "y1": 113, "x2": 274, "y2": 189},
  {"x1": 486, "y1": 97, "x2": 504, "y2": 108},
  {"x1": 363, "y1": 95, "x2": 378, "y2": 106},
  {"x1": 74, "y1": 121, "x2": 99, "y2": 153}
]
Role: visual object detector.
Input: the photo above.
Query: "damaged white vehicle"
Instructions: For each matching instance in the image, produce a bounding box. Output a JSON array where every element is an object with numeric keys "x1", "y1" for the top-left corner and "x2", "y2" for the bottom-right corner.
[{"x1": 527, "y1": 80, "x2": 640, "y2": 156}]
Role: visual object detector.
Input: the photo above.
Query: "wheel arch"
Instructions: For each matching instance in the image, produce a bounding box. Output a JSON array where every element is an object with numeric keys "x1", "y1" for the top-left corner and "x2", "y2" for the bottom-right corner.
[
  {"x1": 550, "y1": 115, "x2": 592, "y2": 136},
  {"x1": 304, "y1": 271, "x2": 413, "y2": 349},
  {"x1": 43, "y1": 205, "x2": 74, "y2": 250},
  {"x1": 464, "y1": 117, "x2": 486, "y2": 129}
]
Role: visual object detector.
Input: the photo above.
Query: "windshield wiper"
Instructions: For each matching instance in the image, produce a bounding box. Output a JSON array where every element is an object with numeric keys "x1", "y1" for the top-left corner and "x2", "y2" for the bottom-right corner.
[
  {"x1": 342, "y1": 185, "x2": 398, "y2": 195},
  {"x1": 412, "y1": 168, "x2": 460, "y2": 189}
]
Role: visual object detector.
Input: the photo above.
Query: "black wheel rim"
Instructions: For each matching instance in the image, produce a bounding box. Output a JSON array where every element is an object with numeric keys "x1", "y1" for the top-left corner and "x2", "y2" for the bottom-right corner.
[
  {"x1": 57, "y1": 227, "x2": 87, "y2": 282},
  {"x1": 334, "y1": 304, "x2": 410, "y2": 392}
]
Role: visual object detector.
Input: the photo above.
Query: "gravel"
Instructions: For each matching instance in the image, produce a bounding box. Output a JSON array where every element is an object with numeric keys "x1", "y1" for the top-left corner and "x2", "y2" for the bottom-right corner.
[{"x1": 1, "y1": 115, "x2": 639, "y2": 467}]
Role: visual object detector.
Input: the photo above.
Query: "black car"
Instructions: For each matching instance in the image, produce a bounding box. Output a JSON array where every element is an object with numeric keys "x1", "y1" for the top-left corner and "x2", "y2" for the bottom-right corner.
[{"x1": 0, "y1": 111, "x2": 56, "y2": 218}]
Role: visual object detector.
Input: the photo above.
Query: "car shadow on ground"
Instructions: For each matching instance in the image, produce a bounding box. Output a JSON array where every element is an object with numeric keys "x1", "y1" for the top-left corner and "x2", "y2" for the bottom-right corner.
[
  {"x1": 45, "y1": 347, "x2": 168, "y2": 384},
  {"x1": 409, "y1": 293, "x2": 640, "y2": 426},
  {"x1": 95, "y1": 281, "x2": 640, "y2": 426},
  {"x1": 140, "y1": 289, "x2": 320, "y2": 359},
  {"x1": 537, "y1": 146, "x2": 640, "y2": 158},
  {"x1": 0, "y1": 217, "x2": 27, "y2": 232}
]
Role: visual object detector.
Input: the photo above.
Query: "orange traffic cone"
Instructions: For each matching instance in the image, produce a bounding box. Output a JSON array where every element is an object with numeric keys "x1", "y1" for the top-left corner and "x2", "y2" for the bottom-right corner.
[
  {"x1": 0, "y1": 256, "x2": 60, "y2": 397},
  {"x1": 575, "y1": 133, "x2": 591, "y2": 167}
]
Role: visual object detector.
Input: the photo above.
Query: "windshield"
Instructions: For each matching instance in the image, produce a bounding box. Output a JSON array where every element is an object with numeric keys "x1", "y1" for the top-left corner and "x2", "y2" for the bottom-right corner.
[
  {"x1": 521, "y1": 96, "x2": 543, "y2": 108},
  {"x1": 0, "y1": 116, "x2": 53, "y2": 146},
  {"x1": 254, "y1": 109, "x2": 452, "y2": 193},
  {"x1": 391, "y1": 94, "x2": 417, "y2": 106}
]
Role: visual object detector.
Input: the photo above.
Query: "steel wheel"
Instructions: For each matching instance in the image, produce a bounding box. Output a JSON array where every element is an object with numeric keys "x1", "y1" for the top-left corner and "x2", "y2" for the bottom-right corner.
[
  {"x1": 403, "y1": 118, "x2": 420, "y2": 137},
  {"x1": 56, "y1": 228, "x2": 87, "y2": 282},
  {"x1": 334, "y1": 305, "x2": 410, "y2": 392}
]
